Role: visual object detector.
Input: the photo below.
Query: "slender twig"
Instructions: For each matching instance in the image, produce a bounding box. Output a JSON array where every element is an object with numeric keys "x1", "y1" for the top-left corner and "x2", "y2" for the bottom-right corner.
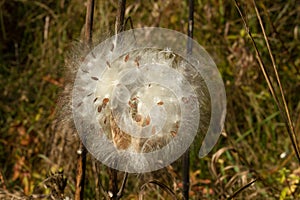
[
  {"x1": 92, "y1": 160, "x2": 110, "y2": 200},
  {"x1": 110, "y1": 168, "x2": 118, "y2": 200},
  {"x1": 117, "y1": 172, "x2": 128, "y2": 198},
  {"x1": 84, "y1": 0, "x2": 95, "y2": 47},
  {"x1": 187, "y1": 0, "x2": 194, "y2": 54},
  {"x1": 116, "y1": 0, "x2": 126, "y2": 33},
  {"x1": 261, "y1": 4, "x2": 300, "y2": 75},
  {"x1": 227, "y1": 179, "x2": 257, "y2": 199},
  {"x1": 251, "y1": 0, "x2": 300, "y2": 163},
  {"x1": 75, "y1": 1, "x2": 95, "y2": 200},
  {"x1": 109, "y1": 1, "x2": 127, "y2": 200},
  {"x1": 182, "y1": 1, "x2": 194, "y2": 199},
  {"x1": 182, "y1": 149, "x2": 190, "y2": 200},
  {"x1": 75, "y1": 143, "x2": 87, "y2": 200}
]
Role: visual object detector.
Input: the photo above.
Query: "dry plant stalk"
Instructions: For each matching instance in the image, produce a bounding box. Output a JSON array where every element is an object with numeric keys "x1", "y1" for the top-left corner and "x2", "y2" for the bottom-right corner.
[
  {"x1": 75, "y1": 1, "x2": 94, "y2": 200},
  {"x1": 182, "y1": 0, "x2": 194, "y2": 199},
  {"x1": 233, "y1": 0, "x2": 300, "y2": 163}
]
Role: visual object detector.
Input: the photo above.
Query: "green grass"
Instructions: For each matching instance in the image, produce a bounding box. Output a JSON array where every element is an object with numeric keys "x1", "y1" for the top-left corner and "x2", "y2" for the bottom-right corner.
[{"x1": 0, "y1": 0, "x2": 299, "y2": 199}]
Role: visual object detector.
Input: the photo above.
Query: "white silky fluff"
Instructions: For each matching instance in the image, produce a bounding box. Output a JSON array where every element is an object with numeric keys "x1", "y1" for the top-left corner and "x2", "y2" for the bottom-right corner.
[{"x1": 72, "y1": 27, "x2": 226, "y2": 173}]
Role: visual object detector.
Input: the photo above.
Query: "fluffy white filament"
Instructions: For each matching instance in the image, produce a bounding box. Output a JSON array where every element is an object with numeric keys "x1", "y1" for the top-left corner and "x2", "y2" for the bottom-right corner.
[{"x1": 71, "y1": 27, "x2": 226, "y2": 173}]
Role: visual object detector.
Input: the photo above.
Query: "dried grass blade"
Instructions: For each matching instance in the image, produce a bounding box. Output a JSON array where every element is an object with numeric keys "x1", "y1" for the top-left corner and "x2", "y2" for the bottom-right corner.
[
  {"x1": 251, "y1": 0, "x2": 300, "y2": 163},
  {"x1": 227, "y1": 179, "x2": 256, "y2": 199},
  {"x1": 233, "y1": 0, "x2": 300, "y2": 163}
]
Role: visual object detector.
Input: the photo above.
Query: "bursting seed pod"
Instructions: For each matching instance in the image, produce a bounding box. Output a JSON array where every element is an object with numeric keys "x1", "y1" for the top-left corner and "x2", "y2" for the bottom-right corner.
[{"x1": 72, "y1": 27, "x2": 226, "y2": 173}]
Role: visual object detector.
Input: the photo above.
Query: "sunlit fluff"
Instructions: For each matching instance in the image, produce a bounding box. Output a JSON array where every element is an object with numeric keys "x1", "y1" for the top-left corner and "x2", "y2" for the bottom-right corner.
[{"x1": 72, "y1": 27, "x2": 226, "y2": 173}]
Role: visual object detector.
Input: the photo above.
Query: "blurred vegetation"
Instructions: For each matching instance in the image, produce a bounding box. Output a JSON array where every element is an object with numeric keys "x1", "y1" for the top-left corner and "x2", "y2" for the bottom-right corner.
[{"x1": 0, "y1": 0, "x2": 300, "y2": 199}]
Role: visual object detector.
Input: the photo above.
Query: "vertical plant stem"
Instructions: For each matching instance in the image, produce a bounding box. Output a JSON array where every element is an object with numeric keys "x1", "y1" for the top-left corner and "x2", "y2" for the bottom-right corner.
[
  {"x1": 109, "y1": 1, "x2": 127, "y2": 200},
  {"x1": 116, "y1": 0, "x2": 126, "y2": 33},
  {"x1": 75, "y1": 1, "x2": 95, "y2": 200},
  {"x1": 111, "y1": 168, "x2": 118, "y2": 200},
  {"x1": 183, "y1": 0, "x2": 194, "y2": 199},
  {"x1": 182, "y1": 149, "x2": 190, "y2": 200},
  {"x1": 187, "y1": 0, "x2": 194, "y2": 54},
  {"x1": 117, "y1": 172, "x2": 128, "y2": 199},
  {"x1": 75, "y1": 143, "x2": 87, "y2": 200},
  {"x1": 92, "y1": 160, "x2": 101, "y2": 200},
  {"x1": 85, "y1": 0, "x2": 95, "y2": 47}
]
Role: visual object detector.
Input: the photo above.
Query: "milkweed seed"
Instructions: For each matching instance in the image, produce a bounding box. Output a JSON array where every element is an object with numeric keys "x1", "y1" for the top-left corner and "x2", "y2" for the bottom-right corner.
[
  {"x1": 102, "y1": 98, "x2": 109, "y2": 104},
  {"x1": 81, "y1": 69, "x2": 89, "y2": 73},
  {"x1": 110, "y1": 43, "x2": 114, "y2": 52},
  {"x1": 124, "y1": 54, "x2": 129, "y2": 62},
  {"x1": 93, "y1": 97, "x2": 98, "y2": 103},
  {"x1": 106, "y1": 61, "x2": 111, "y2": 68},
  {"x1": 157, "y1": 101, "x2": 164, "y2": 106},
  {"x1": 135, "y1": 56, "x2": 141, "y2": 67},
  {"x1": 145, "y1": 116, "x2": 151, "y2": 125},
  {"x1": 91, "y1": 76, "x2": 99, "y2": 80},
  {"x1": 98, "y1": 105, "x2": 102, "y2": 113}
]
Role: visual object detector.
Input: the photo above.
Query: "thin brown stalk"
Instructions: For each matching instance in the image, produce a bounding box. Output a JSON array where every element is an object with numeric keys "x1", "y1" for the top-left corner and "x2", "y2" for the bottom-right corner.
[
  {"x1": 182, "y1": 1, "x2": 194, "y2": 199},
  {"x1": 261, "y1": 4, "x2": 300, "y2": 75},
  {"x1": 251, "y1": 0, "x2": 300, "y2": 163},
  {"x1": 116, "y1": 0, "x2": 126, "y2": 33},
  {"x1": 227, "y1": 179, "x2": 257, "y2": 199},
  {"x1": 109, "y1": 1, "x2": 128, "y2": 200},
  {"x1": 111, "y1": 168, "x2": 118, "y2": 200},
  {"x1": 75, "y1": 143, "x2": 87, "y2": 200},
  {"x1": 75, "y1": 1, "x2": 95, "y2": 200},
  {"x1": 84, "y1": 0, "x2": 95, "y2": 47},
  {"x1": 116, "y1": 172, "x2": 128, "y2": 199},
  {"x1": 92, "y1": 160, "x2": 110, "y2": 200}
]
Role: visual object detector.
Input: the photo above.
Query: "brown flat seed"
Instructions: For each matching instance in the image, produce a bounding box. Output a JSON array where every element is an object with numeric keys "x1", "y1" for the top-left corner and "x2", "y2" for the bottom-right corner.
[
  {"x1": 91, "y1": 76, "x2": 99, "y2": 80},
  {"x1": 124, "y1": 54, "x2": 129, "y2": 62},
  {"x1": 102, "y1": 98, "x2": 109, "y2": 104},
  {"x1": 91, "y1": 52, "x2": 96, "y2": 58},
  {"x1": 135, "y1": 56, "x2": 141, "y2": 67},
  {"x1": 106, "y1": 61, "x2": 111, "y2": 68},
  {"x1": 145, "y1": 116, "x2": 151, "y2": 125},
  {"x1": 157, "y1": 101, "x2": 164, "y2": 106},
  {"x1": 81, "y1": 69, "x2": 89, "y2": 73},
  {"x1": 110, "y1": 44, "x2": 114, "y2": 51},
  {"x1": 98, "y1": 105, "x2": 102, "y2": 113}
]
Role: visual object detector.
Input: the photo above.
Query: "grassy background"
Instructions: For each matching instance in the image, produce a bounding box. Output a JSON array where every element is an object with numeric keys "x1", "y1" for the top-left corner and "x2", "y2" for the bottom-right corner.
[{"x1": 0, "y1": 0, "x2": 300, "y2": 199}]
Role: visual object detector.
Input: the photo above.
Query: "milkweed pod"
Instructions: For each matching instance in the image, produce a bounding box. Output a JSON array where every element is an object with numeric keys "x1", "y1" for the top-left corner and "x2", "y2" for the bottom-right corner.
[{"x1": 72, "y1": 27, "x2": 226, "y2": 173}]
